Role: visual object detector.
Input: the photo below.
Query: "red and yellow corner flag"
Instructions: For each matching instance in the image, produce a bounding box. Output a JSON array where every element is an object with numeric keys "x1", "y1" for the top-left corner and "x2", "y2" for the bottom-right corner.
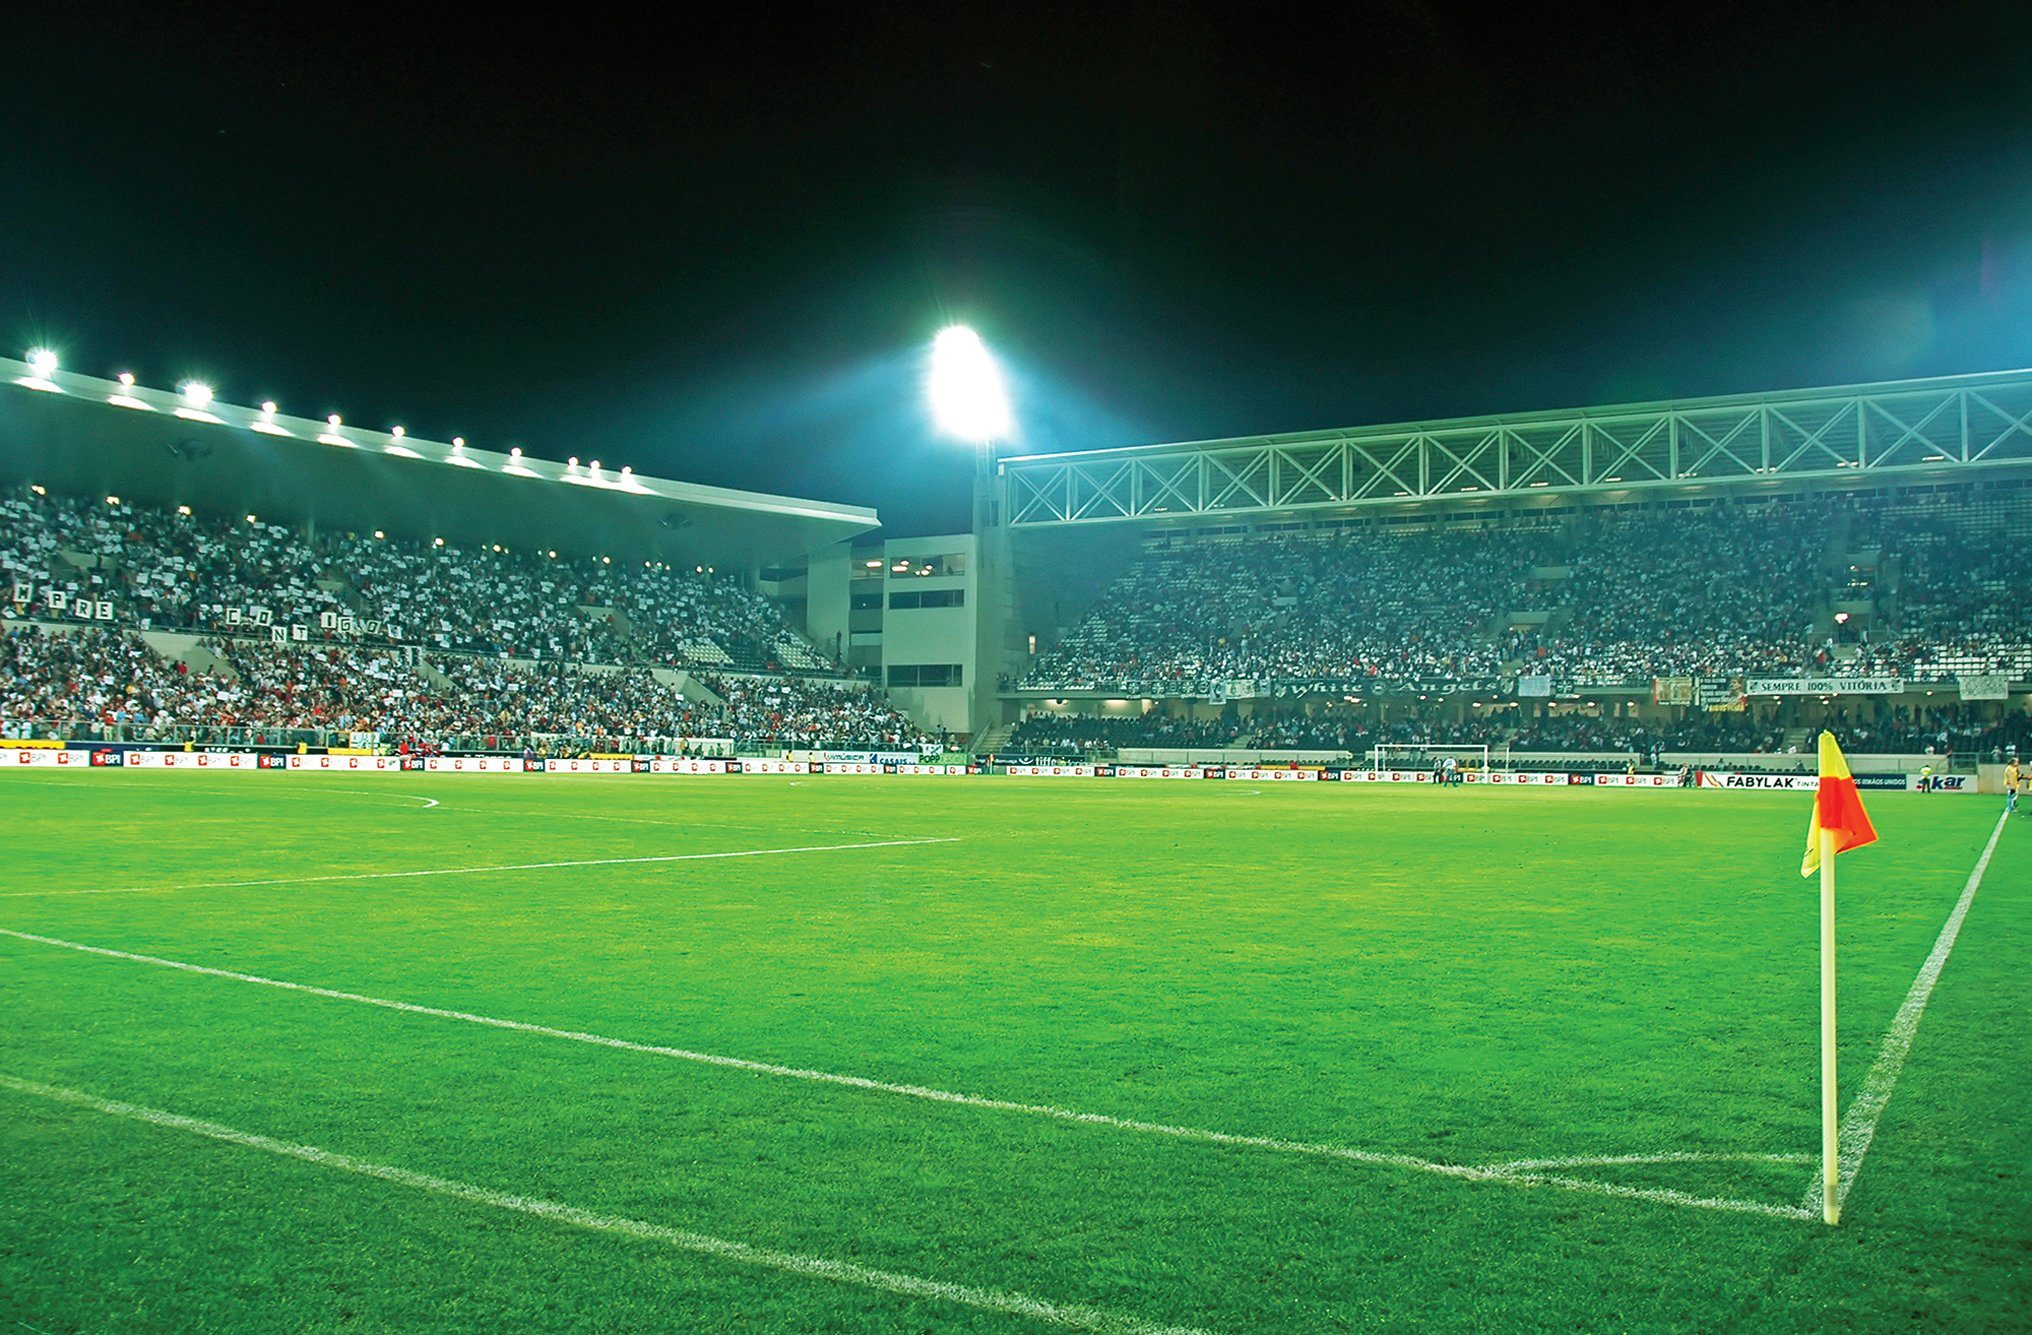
[{"x1": 1801, "y1": 731, "x2": 1879, "y2": 877}]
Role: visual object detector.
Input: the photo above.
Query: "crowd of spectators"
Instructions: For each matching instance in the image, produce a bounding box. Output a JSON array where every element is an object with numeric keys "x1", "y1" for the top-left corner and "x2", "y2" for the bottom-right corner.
[
  {"x1": 0, "y1": 625, "x2": 234, "y2": 735},
  {"x1": 999, "y1": 705, "x2": 1961, "y2": 759},
  {"x1": 1022, "y1": 489, "x2": 2032, "y2": 692},
  {"x1": 1004, "y1": 712, "x2": 1240, "y2": 755},
  {"x1": 0, "y1": 626, "x2": 927, "y2": 752},
  {"x1": 700, "y1": 673, "x2": 931, "y2": 751},
  {"x1": 0, "y1": 489, "x2": 824, "y2": 672}
]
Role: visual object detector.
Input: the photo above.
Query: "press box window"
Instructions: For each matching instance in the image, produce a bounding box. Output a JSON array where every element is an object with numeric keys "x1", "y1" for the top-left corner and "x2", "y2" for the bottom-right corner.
[
  {"x1": 888, "y1": 589, "x2": 965, "y2": 609},
  {"x1": 887, "y1": 664, "x2": 964, "y2": 687}
]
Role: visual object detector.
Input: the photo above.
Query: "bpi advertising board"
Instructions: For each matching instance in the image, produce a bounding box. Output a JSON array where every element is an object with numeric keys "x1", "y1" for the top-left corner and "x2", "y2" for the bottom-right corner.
[
  {"x1": 738, "y1": 758, "x2": 812, "y2": 775},
  {"x1": 648, "y1": 757, "x2": 728, "y2": 774},
  {"x1": 544, "y1": 758, "x2": 633, "y2": 774},
  {"x1": 1005, "y1": 764, "x2": 1096, "y2": 777},
  {"x1": 425, "y1": 756, "x2": 522, "y2": 773},
  {"x1": 1112, "y1": 765, "x2": 1205, "y2": 780},
  {"x1": 287, "y1": 754, "x2": 405, "y2": 771},
  {"x1": 1224, "y1": 768, "x2": 1321, "y2": 781},
  {"x1": 7, "y1": 746, "x2": 85, "y2": 767},
  {"x1": 125, "y1": 750, "x2": 263, "y2": 769}
]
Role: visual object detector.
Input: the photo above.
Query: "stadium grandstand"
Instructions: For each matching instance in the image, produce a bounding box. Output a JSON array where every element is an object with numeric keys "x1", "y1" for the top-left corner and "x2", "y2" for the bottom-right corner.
[
  {"x1": 982, "y1": 369, "x2": 2032, "y2": 773},
  {"x1": 6, "y1": 353, "x2": 2031, "y2": 775},
  {"x1": 0, "y1": 354, "x2": 935, "y2": 757}
]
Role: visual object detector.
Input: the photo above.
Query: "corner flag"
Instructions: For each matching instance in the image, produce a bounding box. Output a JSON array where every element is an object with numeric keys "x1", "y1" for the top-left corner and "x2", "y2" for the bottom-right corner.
[
  {"x1": 1801, "y1": 731, "x2": 1878, "y2": 877},
  {"x1": 1803, "y1": 730, "x2": 1878, "y2": 1225}
]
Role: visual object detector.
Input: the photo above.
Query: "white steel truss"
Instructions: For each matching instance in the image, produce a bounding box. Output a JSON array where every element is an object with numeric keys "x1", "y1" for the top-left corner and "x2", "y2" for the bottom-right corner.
[{"x1": 995, "y1": 369, "x2": 2032, "y2": 527}]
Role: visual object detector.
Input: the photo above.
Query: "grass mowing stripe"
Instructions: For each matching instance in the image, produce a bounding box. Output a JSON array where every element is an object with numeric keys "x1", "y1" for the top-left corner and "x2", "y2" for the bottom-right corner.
[
  {"x1": 0, "y1": 926, "x2": 1808, "y2": 1221},
  {"x1": 1802, "y1": 808, "x2": 2012, "y2": 1218},
  {"x1": 0, "y1": 1074, "x2": 1207, "y2": 1335},
  {"x1": 0, "y1": 835, "x2": 961, "y2": 898}
]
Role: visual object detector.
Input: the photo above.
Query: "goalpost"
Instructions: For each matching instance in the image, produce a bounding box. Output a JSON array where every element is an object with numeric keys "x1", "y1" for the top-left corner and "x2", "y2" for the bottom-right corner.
[{"x1": 1367, "y1": 742, "x2": 1495, "y2": 774}]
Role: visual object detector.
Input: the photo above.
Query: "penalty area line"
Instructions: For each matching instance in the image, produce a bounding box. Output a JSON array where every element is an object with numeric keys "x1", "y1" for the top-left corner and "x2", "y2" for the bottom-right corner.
[
  {"x1": 0, "y1": 926, "x2": 1806, "y2": 1221},
  {"x1": 0, "y1": 1073, "x2": 1205, "y2": 1335},
  {"x1": 1802, "y1": 807, "x2": 2010, "y2": 1219},
  {"x1": 0, "y1": 836, "x2": 960, "y2": 898}
]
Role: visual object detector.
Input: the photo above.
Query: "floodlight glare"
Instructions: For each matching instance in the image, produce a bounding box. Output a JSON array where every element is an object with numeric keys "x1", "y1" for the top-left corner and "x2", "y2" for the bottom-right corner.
[
  {"x1": 928, "y1": 325, "x2": 1011, "y2": 443},
  {"x1": 180, "y1": 381, "x2": 214, "y2": 408},
  {"x1": 26, "y1": 348, "x2": 57, "y2": 377}
]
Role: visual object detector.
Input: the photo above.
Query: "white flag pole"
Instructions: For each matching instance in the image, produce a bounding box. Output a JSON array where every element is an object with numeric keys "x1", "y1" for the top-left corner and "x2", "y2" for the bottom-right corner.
[{"x1": 1820, "y1": 824, "x2": 1840, "y2": 1226}]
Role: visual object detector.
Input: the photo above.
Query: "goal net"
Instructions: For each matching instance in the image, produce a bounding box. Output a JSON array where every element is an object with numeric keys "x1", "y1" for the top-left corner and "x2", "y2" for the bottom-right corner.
[{"x1": 1367, "y1": 742, "x2": 1494, "y2": 774}]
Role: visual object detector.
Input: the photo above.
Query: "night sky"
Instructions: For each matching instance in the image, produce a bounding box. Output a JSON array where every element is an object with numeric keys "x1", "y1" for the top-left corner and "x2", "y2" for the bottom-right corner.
[{"x1": 6, "y1": 4, "x2": 2032, "y2": 534}]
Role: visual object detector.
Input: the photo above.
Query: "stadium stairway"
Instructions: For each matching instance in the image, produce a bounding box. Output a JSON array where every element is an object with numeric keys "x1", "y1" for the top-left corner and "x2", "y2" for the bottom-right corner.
[
  {"x1": 141, "y1": 630, "x2": 237, "y2": 680},
  {"x1": 973, "y1": 722, "x2": 1015, "y2": 755},
  {"x1": 415, "y1": 656, "x2": 460, "y2": 695}
]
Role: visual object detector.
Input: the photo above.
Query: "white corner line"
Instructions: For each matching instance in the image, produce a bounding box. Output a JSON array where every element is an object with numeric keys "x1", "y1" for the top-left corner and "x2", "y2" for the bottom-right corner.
[
  {"x1": 0, "y1": 927, "x2": 1800, "y2": 1222},
  {"x1": 1802, "y1": 808, "x2": 2011, "y2": 1218},
  {"x1": 0, "y1": 837, "x2": 960, "y2": 898},
  {"x1": 0, "y1": 1073, "x2": 1206, "y2": 1335}
]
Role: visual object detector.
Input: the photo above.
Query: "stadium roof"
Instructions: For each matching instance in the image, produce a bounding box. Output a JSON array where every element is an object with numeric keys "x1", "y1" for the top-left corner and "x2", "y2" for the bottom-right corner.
[
  {"x1": 993, "y1": 367, "x2": 2032, "y2": 527},
  {"x1": 0, "y1": 356, "x2": 878, "y2": 567}
]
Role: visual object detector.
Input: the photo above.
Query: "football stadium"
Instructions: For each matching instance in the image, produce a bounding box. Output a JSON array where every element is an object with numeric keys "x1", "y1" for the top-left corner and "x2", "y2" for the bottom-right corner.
[
  {"x1": 5, "y1": 347, "x2": 2029, "y2": 1331},
  {"x1": 6, "y1": 11, "x2": 2031, "y2": 1334}
]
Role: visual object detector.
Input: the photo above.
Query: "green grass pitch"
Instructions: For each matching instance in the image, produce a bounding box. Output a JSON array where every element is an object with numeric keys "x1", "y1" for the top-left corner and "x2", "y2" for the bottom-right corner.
[{"x1": 2, "y1": 772, "x2": 2025, "y2": 1332}]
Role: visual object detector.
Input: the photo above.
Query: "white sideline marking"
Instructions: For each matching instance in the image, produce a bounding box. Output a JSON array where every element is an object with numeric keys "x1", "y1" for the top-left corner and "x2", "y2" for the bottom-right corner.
[
  {"x1": 1801, "y1": 808, "x2": 2010, "y2": 1218},
  {"x1": 1481, "y1": 1151, "x2": 1812, "y2": 1174},
  {"x1": 0, "y1": 1074, "x2": 1204, "y2": 1335},
  {"x1": 0, "y1": 837, "x2": 959, "y2": 898},
  {"x1": 0, "y1": 927, "x2": 1807, "y2": 1220}
]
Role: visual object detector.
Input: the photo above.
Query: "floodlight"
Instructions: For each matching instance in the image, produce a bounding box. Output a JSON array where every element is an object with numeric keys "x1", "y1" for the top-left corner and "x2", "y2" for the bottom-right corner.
[
  {"x1": 177, "y1": 505, "x2": 192, "y2": 516},
  {"x1": 181, "y1": 381, "x2": 213, "y2": 408},
  {"x1": 109, "y1": 372, "x2": 152, "y2": 411},
  {"x1": 453, "y1": 437, "x2": 466, "y2": 449},
  {"x1": 391, "y1": 425, "x2": 405, "y2": 439},
  {"x1": 928, "y1": 325, "x2": 1012, "y2": 443},
  {"x1": 262, "y1": 401, "x2": 278, "y2": 415},
  {"x1": 26, "y1": 349, "x2": 56, "y2": 377}
]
